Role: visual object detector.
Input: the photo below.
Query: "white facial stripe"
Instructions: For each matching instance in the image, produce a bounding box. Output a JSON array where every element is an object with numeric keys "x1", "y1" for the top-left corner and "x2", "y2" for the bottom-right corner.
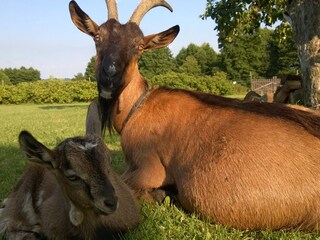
[
  {"x1": 69, "y1": 140, "x2": 98, "y2": 151},
  {"x1": 77, "y1": 142, "x2": 98, "y2": 151}
]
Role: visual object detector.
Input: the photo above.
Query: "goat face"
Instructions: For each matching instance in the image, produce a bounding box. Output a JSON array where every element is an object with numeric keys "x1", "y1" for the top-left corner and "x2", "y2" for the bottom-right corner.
[
  {"x1": 19, "y1": 131, "x2": 118, "y2": 218},
  {"x1": 95, "y1": 20, "x2": 144, "y2": 99},
  {"x1": 69, "y1": 0, "x2": 179, "y2": 100}
]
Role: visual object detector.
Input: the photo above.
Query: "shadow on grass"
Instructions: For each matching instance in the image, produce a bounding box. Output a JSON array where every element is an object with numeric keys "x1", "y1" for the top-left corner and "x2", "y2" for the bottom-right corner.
[
  {"x1": 0, "y1": 144, "x2": 26, "y2": 201},
  {"x1": 38, "y1": 104, "x2": 89, "y2": 110}
]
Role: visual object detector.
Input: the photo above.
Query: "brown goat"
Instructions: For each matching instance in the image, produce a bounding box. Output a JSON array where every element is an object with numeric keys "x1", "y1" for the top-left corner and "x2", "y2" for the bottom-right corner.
[
  {"x1": 0, "y1": 130, "x2": 140, "y2": 239},
  {"x1": 70, "y1": 0, "x2": 320, "y2": 231}
]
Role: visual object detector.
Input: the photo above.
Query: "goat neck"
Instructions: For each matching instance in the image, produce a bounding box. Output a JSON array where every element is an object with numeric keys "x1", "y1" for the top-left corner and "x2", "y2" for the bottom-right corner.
[{"x1": 112, "y1": 63, "x2": 148, "y2": 133}]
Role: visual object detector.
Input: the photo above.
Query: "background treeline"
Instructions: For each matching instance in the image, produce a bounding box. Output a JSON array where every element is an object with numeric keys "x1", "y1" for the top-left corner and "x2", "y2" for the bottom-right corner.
[
  {"x1": 0, "y1": 27, "x2": 299, "y2": 104},
  {"x1": 0, "y1": 67, "x2": 40, "y2": 85}
]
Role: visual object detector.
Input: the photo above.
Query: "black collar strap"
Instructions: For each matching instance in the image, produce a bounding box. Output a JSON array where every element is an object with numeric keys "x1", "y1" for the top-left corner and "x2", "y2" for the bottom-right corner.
[{"x1": 121, "y1": 89, "x2": 149, "y2": 133}]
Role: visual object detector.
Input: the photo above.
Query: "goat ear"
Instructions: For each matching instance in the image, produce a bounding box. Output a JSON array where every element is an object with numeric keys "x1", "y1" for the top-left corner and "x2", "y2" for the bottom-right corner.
[
  {"x1": 143, "y1": 25, "x2": 180, "y2": 51},
  {"x1": 18, "y1": 131, "x2": 56, "y2": 169},
  {"x1": 69, "y1": 1, "x2": 99, "y2": 38},
  {"x1": 86, "y1": 99, "x2": 102, "y2": 137}
]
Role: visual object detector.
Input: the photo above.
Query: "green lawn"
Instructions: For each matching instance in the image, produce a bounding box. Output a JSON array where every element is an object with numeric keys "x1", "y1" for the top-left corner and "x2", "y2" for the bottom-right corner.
[{"x1": 1, "y1": 103, "x2": 320, "y2": 239}]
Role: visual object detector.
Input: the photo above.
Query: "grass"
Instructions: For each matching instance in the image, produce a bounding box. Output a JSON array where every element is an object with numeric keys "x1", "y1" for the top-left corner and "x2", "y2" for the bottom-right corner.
[{"x1": 1, "y1": 103, "x2": 320, "y2": 239}]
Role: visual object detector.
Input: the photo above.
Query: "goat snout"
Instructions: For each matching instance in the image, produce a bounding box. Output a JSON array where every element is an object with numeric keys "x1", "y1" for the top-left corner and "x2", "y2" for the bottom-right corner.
[
  {"x1": 104, "y1": 195, "x2": 118, "y2": 210},
  {"x1": 96, "y1": 195, "x2": 118, "y2": 215},
  {"x1": 104, "y1": 64, "x2": 117, "y2": 78},
  {"x1": 101, "y1": 57, "x2": 120, "y2": 81}
]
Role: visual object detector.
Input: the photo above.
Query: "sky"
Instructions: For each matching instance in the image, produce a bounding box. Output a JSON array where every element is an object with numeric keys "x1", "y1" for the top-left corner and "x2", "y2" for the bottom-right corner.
[{"x1": 0, "y1": 0, "x2": 219, "y2": 79}]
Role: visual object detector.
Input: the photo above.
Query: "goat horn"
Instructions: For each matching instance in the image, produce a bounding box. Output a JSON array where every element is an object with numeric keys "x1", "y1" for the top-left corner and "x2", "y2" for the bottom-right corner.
[
  {"x1": 129, "y1": 0, "x2": 173, "y2": 25},
  {"x1": 106, "y1": 0, "x2": 118, "y2": 20}
]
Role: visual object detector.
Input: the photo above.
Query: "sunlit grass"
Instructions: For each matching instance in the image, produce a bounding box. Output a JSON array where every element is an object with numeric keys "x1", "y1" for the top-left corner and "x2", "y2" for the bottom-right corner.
[{"x1": 1, "y1": 103, "x2": 320, "y2": 239}]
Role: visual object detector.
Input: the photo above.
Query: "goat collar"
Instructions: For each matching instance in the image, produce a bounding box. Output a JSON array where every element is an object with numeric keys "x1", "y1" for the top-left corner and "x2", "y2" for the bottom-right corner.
[{"x1": 120, "y1": 88, "x2": 149, "y2": 133}]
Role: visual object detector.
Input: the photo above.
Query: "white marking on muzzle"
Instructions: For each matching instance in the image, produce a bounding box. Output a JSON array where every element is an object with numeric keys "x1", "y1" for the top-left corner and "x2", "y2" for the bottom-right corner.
[{"x1": 100, "y1": 89, "x2": 113, "y2": 100}]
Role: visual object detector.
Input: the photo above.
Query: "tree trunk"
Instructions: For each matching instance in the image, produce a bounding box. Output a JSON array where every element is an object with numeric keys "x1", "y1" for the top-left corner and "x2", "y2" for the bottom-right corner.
[{"x1": 287, "y1": 0, "x2": 320, "y2": 108}]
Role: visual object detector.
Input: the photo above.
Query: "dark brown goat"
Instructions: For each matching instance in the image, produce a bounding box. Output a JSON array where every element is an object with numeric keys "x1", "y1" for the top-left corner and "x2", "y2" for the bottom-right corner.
[
  {"x1": 0, "y1": 124, "x2": 140, "y2": 239},
  {"x1": 70, "y1": 0, "x2": 320, "y2": 231}
]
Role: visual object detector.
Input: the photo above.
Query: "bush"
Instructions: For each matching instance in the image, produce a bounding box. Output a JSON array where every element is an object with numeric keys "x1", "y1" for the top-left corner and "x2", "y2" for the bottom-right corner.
[
  {"x1": 0, "y1": 80, "x2": 97, "y2": 104},
  {"x1": 147, "y1": 71, "x2": 234, "y2": 96},
  {"x1": 0, "y1": 74, "x2": 236, "y2": 105}
]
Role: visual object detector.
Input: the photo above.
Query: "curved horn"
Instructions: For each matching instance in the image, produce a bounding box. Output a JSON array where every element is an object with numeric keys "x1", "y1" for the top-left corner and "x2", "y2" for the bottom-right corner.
[
  {"x1": 129, "y1": 0, "x2": 173, "y2": 25},
  {"x1": 106, "y1": 0, "x2": 118, "y2": 20}
]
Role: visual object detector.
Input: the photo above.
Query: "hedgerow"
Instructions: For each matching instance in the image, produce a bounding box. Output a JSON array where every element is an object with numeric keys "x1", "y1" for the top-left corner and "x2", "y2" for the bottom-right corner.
[
  {"x1": 147, "y1": 71, "x2": 235, "y2": 95},
  {"x1": 0, "y1": 80, "x2": 97, "y2": 104},
  {"x1": 0, "y1": 73, "x2": 235, "y2": 104}
]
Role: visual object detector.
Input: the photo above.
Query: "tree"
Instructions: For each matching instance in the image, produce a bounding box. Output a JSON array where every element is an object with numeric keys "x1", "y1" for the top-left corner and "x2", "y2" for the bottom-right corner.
[
  {"x1": 179, "y1": 56, "x2": 202, "y2": 75},
  {"x1": 176, "y1": 44, "x2": 199, "y2": 66},
  {"x1": 202, "y1": 0, "x2": 320, "y2": 107},
  {"x1": 72, "y1": 73, "x2": 86, "y2": 81},
  {"x1": 85, "y1": 57, "x2": 96, "y2": 81},
  {"x1": 176, "y1": 43, "x2": 219, "y2": 75},
  {"x1": 195, "y1": 43, "x2": 219, "y2": 75},
  {"x1": 0, "y1": 70, "x2": 10, "y2": 85},
  {"x1": 219, "y1": 28, "x2": 276, "y2": 86},
  {"x1": 138, "y1": 47, "x2": 177, "y2": 80},
  {"x1": 218, "y1": 27, "x2": 299, "y2": 85},
  {"x1": 3, "y1": 67, "x2": 40, "y2": 84},
  {"x1": 268, "y1": 29, "x2": 300, "y2": 76}
]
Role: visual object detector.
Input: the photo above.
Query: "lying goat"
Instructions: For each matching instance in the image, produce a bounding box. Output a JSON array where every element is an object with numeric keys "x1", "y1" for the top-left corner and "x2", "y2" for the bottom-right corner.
[{"x1": 0, "y1": 113, "x2": 140, "y2": 239}]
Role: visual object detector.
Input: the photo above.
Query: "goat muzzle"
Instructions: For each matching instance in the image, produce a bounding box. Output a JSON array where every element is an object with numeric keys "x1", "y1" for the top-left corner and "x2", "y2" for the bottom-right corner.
[{"x1": 96, "y1": 195, "x2": 119, "y2": 215}]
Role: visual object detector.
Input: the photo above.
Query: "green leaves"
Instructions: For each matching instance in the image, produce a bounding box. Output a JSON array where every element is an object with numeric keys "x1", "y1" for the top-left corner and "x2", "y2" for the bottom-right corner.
[
  {"x1": 139, "y1": 47, "x2": 177, "y2": 80},
  {"x1": 147, "y1": 71, "x2": 234, "y2": 96},
  {"x1": 219, "y1": 27, "x2": 299, "y2": 86},
  {"x1": 0, "y1": 80, "x2": 97, "y2": 104},
  {"x1": 202, "y1": 0, "x2": 287, "y2": 48},
  {"x1": 2, "y1": 67, "x2": 40, "y2": 85},
  {"x1": 85, "y1": 56, "x2": 97, "y2": 82}
]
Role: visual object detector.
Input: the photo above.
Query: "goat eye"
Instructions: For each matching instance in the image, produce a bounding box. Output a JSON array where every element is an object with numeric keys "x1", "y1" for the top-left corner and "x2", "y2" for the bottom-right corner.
[{"x1": 66, "y1": 175, "x2": 80, "y2": 181}]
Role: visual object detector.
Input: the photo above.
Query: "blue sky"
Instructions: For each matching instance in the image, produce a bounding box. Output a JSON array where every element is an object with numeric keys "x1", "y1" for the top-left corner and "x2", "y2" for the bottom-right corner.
[{"x1": 0, "y1": 0, "x2": 218, "y2": 79}]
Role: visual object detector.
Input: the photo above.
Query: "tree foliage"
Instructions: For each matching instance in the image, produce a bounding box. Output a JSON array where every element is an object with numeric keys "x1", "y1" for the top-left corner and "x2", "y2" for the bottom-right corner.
[
  {"x1": 72, "y1": 73, "x2": 86, "y2": 81},
  {"x1": 85, "y1": 56, "x2": 96, "y2": 81},
  {"x1": 176, "y1": 43, "x2": 219, "y2": 75},
  {"x1": 179, "y1": 56, "x2": 202, "y2": 76},
  {"x1": 2, "y1": 67, "x2": 40, "y2": 85},
  {"x1": 139, "y1": 47, "x2": 176, "y2": 80},
  {"x1": 201, "y1": 0, "x2": 288, "y2": 48},
  {"x1": 202, "y1": 0, "x2": 320, "y2": 107},
  {"x1": 268, "y1": 29, "x2": 300, "y2": 76},
  {"x1": 0, "y1": 70, "x2": 10, "y2": 85},
  {"x1": 147, "y1": 71, "x2": 234, "y2": 96},
  {"x1": 0, "y1": 80, "x2": 97, "y2": 104},
  {"x1": 219, "y1": 27, "x2": 299, "y2": 86}
]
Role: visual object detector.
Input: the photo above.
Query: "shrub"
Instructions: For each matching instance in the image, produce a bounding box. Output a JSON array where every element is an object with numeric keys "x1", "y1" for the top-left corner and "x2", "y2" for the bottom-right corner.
[
  {"x1": 0, "y1": 74, "x2": 236, "y2": 105},
  {"x1": 147, "y1": 71, "x2": 234, "y2": 96},
  {"x1": 0, "y1": 80, "x2": 97, "y2": 104}
]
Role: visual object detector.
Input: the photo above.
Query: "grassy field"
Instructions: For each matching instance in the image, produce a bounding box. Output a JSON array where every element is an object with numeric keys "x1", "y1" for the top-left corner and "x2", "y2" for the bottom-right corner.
[{"x1": 1, "y1": 103, "x2": 320, "y2": 239}]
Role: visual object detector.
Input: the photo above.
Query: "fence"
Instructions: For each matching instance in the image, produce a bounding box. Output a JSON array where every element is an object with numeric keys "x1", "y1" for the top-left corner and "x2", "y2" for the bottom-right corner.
[{"x1": 251, "y1": 77, "x2": 281, "y2": 95}]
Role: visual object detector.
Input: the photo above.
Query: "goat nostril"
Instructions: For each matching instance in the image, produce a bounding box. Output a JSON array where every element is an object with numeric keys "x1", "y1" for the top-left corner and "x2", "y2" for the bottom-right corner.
[
  {"x1": 104, "y1": 196, "x2": 118, "y2": 210},
  {"x1": 104, "y1": 64, "x2": 117, "y2": 78}
]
